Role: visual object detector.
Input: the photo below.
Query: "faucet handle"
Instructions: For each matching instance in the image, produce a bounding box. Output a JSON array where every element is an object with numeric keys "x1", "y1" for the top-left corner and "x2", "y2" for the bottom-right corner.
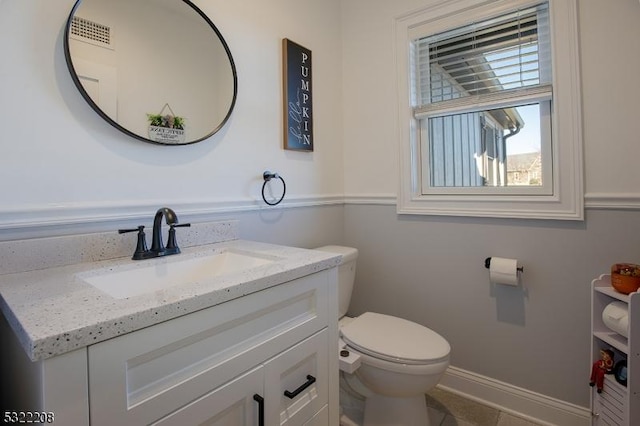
[
  {"x1": 118, "y1": 226, "x2": 149, "y2": 260},
  {"x1": 166, "y1": 223, "x2": 191, "y2": 252},
  {"x1": 118, "y1": 226, "x2": 144, "y2": 234}
]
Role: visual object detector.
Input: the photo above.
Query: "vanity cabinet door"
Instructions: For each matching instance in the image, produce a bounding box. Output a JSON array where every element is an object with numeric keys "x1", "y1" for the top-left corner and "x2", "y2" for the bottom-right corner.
[
  {"x1": 302, "y1": 407, "x2": 328, "y2": 426},
  {"x1": 265, "y1": 329, "x2": 329, "y2": 426},
  {"x1": 152, "y1": 366, "x2": 264, "y2": 426}
]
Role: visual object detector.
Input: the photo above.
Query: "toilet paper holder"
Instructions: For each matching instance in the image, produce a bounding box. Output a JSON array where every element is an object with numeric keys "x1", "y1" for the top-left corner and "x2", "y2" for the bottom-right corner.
[{"x1": 485, "y1": 257, "x2": 524, "y2": 273}]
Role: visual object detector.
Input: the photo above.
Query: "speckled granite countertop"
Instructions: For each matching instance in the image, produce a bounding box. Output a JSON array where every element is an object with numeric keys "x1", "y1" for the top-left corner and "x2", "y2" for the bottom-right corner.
[{"x1": 0, "y1": 240, "x2": 340, "y2": 362}]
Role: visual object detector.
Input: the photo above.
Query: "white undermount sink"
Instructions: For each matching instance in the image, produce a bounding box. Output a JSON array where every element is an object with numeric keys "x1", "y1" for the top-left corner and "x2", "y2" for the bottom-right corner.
[{"x1": 78, "y1": 250, "x2": 275, "y2": 299}]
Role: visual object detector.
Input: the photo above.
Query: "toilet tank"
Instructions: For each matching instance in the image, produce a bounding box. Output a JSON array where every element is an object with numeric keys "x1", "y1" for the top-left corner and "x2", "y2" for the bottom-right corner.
[{"x1": 315, "y1": 246, "x2": 358, "y2": 318}]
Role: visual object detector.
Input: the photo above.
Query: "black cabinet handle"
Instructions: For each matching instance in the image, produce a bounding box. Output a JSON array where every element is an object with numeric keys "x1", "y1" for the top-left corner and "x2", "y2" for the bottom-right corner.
[
  {"x1": 253, "y1": 394, "x2": 264, "y2": 426},
  {"x1": 284, "y1": 375, "x2": 316, "y2": 399}
]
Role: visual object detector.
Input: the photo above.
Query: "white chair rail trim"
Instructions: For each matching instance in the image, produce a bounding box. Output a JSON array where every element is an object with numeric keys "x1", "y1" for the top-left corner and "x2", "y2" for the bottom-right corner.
[
  {"x1": 344, "y1": 193, "x2": 640, "y2": 210},
  {"x1": 0, "y1": 193, "x2": 637, "y2": 240},
  {"x1": 0, "y1": 196, "x2": 344, "y2": 241}
]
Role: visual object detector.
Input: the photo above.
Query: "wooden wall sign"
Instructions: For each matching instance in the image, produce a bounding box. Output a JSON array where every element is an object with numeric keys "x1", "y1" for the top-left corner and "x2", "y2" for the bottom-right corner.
[{"x1": 282, "y1": 38, "x2": 313, "y2": 151}]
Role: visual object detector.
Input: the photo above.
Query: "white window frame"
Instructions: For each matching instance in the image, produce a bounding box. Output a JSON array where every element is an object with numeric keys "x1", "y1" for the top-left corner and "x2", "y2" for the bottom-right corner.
[{"x1": 395, "y1": 0, "x2": 583, "y2": 220}]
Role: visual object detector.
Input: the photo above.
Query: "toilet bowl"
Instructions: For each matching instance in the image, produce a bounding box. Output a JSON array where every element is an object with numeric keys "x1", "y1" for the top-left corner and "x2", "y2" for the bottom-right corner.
[
  {"x1": 341, "y1": 312, "x2": 450, "y2": 425},
  {"x1": 314, "y1": 246, "x2": 451, "y2": 426}
]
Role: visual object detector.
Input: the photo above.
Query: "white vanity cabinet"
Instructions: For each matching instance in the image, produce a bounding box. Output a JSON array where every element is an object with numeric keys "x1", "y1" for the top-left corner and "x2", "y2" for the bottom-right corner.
[
  {"x1": 590, "y1": 274, "x2": 639, "y2": 426},
  {"x1": 153, "y1": 331, "x2": 329, "y2": 426},
  {"x1": 1, "y1": 267, "x2": 338, "y2": 426}
]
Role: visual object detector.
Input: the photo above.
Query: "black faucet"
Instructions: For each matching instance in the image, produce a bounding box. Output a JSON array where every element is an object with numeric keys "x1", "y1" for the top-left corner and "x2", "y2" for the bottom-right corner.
[
  {"x1": 119, "y1": 207, "x2": 190, "y2": 260},
  {"x1": 150, "y1": 207, "x2": 178, "y2": 255}
]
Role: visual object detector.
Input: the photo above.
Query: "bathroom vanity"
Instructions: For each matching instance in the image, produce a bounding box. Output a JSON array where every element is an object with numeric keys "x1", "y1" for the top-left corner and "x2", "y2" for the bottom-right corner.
[{"x1": 0, "y1": 223, "x2": 340, "y2": 426}]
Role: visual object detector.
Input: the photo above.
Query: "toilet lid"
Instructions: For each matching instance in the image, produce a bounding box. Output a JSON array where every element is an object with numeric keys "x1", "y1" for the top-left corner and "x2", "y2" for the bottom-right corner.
[{"x1": 340, "y1": 312, "x2": 450, "y2": 363}]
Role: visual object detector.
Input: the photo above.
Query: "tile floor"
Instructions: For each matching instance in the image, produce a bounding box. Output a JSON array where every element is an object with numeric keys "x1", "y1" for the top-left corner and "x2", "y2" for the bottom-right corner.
[
  {"x1": 425, "y1": 387, "x2": 543, "y2": 426},
  {"x1": 340, "y1": 384, "x2": 544, "y2": 426}
]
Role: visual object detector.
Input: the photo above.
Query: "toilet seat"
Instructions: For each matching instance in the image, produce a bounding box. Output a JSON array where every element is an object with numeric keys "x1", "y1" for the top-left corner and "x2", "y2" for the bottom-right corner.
[
  {"x1": 347, "y1": 346, "x2": 450, "y2": 375},
  {"x1": 340, "y1": 312, "x2": 450, "y2": 365}
]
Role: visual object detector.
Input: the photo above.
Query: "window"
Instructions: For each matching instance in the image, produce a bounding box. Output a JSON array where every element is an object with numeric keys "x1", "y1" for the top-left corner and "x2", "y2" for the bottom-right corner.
[
  {"x1": 395, "y1": 0, "x2": 583, "y2": 220},
  {"x1": 417, "y1": 4, "x2": 551, "y2": 194}
]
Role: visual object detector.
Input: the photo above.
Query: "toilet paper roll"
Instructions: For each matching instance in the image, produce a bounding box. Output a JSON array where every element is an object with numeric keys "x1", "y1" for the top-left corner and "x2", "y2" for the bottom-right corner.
[
  {"x1": 489, "y1": 257, "x2": 519, "y2": 286},
  {"x1": 602, "y1": 301, "x2": 629, "y2": 338}
]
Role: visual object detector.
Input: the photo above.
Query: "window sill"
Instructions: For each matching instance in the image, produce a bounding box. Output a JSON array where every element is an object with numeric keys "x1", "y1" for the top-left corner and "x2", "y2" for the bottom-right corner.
[{"x1": 397, "y1": 193, "x2": 584, "y2": 220}]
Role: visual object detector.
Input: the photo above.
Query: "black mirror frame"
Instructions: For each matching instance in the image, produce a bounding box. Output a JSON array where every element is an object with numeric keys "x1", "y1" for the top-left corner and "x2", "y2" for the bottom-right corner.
[{"x1": 63, "y1": 0, "x2": 238, "y2": 146}]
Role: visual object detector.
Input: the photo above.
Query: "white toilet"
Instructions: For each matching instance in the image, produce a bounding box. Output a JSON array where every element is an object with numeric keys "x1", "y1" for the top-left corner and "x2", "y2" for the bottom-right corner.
[{"x1": 316, "y1": 246, "x2": 450, "y2": 426}]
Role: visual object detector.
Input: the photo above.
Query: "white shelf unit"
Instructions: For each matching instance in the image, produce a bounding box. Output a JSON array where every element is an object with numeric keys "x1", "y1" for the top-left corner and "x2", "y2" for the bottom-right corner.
[{"x1": 591, "y1": 274, "x2": 640, "y2": 425}]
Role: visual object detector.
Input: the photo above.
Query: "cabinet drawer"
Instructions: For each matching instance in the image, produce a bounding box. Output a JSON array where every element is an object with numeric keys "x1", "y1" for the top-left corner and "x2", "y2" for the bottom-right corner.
[
  {"x1": 265, "y1": 329, "x2": 329, "y2": 426},
  {"x1": 302, "y1": 406, "x2": 328, "y2": 426},
  {"x1": 88, "y1": 270, "x2": 330, "y2": 426}
]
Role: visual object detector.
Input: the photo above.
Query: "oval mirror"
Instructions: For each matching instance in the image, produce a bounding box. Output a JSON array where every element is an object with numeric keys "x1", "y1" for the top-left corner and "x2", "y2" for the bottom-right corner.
[{"x1": 64, "y1": 0, "x2": 237, "y2": 145}]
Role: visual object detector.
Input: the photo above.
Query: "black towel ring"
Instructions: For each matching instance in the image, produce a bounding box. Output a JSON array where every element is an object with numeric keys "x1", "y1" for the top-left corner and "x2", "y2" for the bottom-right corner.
[{"x1": 262, "y1": 171, "x2": 286, "y2": 206}]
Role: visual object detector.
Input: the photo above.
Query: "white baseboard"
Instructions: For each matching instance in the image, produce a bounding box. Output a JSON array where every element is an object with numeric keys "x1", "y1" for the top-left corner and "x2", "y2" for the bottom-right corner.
[{"x1": 439, "y1": 366, "x2": 591, "y2": 426}]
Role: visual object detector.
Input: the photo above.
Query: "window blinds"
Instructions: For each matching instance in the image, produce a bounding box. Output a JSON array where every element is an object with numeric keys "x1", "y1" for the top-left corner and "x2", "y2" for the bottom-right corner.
[{"x1": 414, "y1": 3, "x2": 551, "y2": 115}]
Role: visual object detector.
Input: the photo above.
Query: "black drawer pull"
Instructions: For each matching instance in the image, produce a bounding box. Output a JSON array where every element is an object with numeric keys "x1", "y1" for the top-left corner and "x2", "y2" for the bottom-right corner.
[
  {"x1": 253, "y1": 394, "x2": 264, "y2": 426},
  {"x1": 284, "y1": 375, "x2": 316, "y2": 399}
]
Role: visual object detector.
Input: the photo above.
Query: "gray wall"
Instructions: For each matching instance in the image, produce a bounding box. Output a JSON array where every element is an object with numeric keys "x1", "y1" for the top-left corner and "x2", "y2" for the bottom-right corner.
[
  {"x1": 344, "y1": 204, "x2": 640, "y2": 406},
  {"x1": 237, "y1": 205, "x2": 344, "y2": 249}
]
